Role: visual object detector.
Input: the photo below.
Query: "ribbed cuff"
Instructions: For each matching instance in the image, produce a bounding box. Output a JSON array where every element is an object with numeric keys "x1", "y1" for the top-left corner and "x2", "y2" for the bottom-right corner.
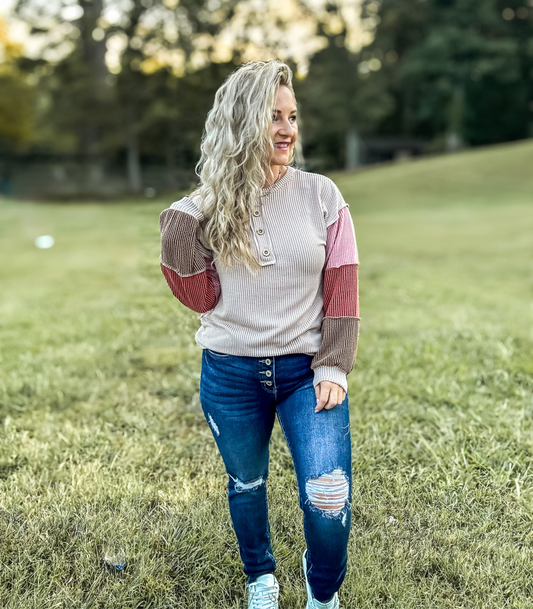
[{"x1": 312, "y1": 366, "x2": 348, "y2": 393}]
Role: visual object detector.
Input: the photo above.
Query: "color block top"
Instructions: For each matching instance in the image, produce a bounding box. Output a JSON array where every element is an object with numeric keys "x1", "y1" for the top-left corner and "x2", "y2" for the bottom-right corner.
[{"x1": 159, "y1": 165, "x2": 359, "y2": 392}]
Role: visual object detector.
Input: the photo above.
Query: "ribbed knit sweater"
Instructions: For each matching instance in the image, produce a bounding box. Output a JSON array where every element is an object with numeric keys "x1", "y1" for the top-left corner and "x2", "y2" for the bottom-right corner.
[{"x1": 159, "y1": 165, "x2": 359, "y2": 392}]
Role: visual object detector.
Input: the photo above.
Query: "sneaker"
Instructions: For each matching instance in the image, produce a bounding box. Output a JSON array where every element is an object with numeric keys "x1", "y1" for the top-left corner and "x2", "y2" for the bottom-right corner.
[
  {"x1": 246, "y1": 573, "x2": 279, "y2": 609},
  {"x1": 302, "y1": 550, "x2": 340, "y2": 609}
]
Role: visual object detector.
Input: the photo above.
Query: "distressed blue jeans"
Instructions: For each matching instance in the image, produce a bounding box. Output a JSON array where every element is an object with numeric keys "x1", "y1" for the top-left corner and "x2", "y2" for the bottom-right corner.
[{"x1": 199, "y1": 348, "x2": 352, "y2": 603}]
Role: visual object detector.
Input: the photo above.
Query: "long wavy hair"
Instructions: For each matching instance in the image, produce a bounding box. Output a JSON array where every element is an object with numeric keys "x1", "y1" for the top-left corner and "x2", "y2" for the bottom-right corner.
[{"x1": 189, "y1": 60, "x2": 296, "y2": 274}]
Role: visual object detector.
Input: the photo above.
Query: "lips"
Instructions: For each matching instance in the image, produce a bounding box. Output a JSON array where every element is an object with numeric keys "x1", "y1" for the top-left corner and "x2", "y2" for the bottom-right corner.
[{"x1": 274, "y1": 142, "x2": 291, "y2": 150}]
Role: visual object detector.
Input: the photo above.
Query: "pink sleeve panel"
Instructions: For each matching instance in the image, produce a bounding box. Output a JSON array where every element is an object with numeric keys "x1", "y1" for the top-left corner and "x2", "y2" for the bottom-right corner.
[
  {"x1": 324, "y1": 205, "x2": 359, "y2": 318},
  {"x1": 325, "y1": 205, "x2": 359, "y2": 268},
  {"x1": 311, "y1": 205, "x2": 360, "y2": 377}
]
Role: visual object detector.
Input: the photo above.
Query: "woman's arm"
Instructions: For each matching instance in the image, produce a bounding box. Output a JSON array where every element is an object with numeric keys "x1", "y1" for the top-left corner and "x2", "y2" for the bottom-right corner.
[
  {"x1": 311, "y1": 205, "x2": 360, "y2": 395},
  {"x1": 159, "y1": 201, "x2": 221, "y2": 313}
]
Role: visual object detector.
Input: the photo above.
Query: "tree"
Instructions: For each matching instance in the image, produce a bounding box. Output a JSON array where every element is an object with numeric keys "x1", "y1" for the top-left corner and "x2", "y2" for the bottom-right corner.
[
  {"x1": 296, "y1": 21, "x2": 394, "y2": 171},
  {"x1": 14, "y1": 0, "x2": 242, "y2": 193},
  {"x1": 15, "y1": 0, "x2": 116, "y2": 189},
  {"x1": 0, "y1": 18, "x2": 35, "y2": 149},
  {"x1": 359, "y1": 0, "x2": 532, "y2": 150}
]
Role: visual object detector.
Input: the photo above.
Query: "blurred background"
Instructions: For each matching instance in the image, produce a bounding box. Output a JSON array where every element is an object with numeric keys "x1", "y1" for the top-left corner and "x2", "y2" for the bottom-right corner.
[{"x1": 1, "y1": 0, "x2": 532, "y2": 199}]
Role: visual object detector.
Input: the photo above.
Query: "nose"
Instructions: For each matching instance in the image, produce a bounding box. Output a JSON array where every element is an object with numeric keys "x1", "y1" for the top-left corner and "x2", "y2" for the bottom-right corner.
[{"x1": 278, "y1": 118, "x2": 295, "y2": 136}]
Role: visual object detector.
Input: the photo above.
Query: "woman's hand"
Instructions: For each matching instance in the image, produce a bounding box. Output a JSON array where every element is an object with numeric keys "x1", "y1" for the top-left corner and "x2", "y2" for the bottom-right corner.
[{"x1": 315, "y1": 381, "x2": 346, "y2": 413}]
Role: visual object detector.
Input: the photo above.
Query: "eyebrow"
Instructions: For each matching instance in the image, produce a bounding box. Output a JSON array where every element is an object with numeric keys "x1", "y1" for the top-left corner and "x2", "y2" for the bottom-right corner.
[{"x1": 273, "y1": 109, "x2": 297, "y2": 114}]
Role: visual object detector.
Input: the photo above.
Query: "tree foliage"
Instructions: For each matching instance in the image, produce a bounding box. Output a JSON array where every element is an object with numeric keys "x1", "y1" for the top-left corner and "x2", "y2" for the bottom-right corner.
[
  {"x1": 4, "y1": 0, "x2": 533, "y2": 189},
  {"x1": 14, "y1": 0, "x2": 242, "y2": 191},
  {"x1": 0, "y1": 18, "x2": 35, "y2": 149},
  {"x1": 359, "y1": 0, "x2": 533, "y2": 149}
]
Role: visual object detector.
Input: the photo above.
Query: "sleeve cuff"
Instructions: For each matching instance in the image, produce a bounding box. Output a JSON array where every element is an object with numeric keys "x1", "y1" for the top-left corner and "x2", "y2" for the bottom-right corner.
[{"x1": 312, "y1": 366, "x2": 348, "y2": 393}]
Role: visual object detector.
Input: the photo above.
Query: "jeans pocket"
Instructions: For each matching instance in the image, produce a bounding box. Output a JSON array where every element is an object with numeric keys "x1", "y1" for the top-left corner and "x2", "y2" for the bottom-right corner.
[{"x1": 205, "y1": 348, "x2": 232, "y2": 359}]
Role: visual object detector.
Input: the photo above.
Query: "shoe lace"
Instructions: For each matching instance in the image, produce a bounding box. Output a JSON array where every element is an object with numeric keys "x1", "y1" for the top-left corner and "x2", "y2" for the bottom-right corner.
[{"x1": 247, "y1": 581, "x2": 278, "y2": 609}]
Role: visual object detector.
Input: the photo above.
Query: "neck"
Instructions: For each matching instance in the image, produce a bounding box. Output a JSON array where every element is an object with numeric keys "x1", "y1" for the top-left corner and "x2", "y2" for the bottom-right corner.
[{"x1": 263, "y1": 165, "x2": 285, "y2": 189}]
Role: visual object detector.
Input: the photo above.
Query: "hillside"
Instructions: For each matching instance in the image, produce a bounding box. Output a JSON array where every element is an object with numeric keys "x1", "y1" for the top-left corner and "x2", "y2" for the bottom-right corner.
[{"x1": 331, "y1": 137, "x2": 533, "y2": 213}]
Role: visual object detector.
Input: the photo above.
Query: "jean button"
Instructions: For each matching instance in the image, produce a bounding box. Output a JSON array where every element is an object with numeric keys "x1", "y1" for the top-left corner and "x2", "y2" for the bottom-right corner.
[
  {"x1": 265, "y1": 370, "x2": 272, "y2": 377},
  {"x1": 265, "y1": 359, "x2": 271, "y2": 365},
  {"x1": 266, "y1": 381, "x2": 272, "y2": 386}
]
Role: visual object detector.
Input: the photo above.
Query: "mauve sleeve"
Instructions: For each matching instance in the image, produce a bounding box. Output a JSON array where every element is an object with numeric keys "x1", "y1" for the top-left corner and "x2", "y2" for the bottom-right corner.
[
  {"x1": 159, "y1": 201, "x2": 221, "y2": 314},
  {"x1": 311, "y1": 205, "x2": 360, "y2": 393}
]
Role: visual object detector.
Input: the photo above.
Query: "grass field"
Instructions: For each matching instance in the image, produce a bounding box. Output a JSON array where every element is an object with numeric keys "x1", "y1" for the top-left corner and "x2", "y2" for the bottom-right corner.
[{"x1": 1, "y1": 139, "x2": 533, "y2": 608}]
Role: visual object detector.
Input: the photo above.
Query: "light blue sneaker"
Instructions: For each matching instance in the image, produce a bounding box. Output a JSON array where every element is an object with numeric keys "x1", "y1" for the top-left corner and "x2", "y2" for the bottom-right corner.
[
  {"x1": 302, "y1": 550, "x2": 340, "y2": 609},
  {"x1": 246, "y1": 573, "x2": 279, "y2": 609}
]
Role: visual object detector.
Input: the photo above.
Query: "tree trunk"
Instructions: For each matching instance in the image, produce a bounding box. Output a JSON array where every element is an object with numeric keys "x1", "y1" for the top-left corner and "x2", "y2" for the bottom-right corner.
[
  {"x1": 80, "y1": 0, "x2": 108, "y2": 193},
  {"x1": 165, "y1": 130, "x2": 177, "y2": 189},
  {"x1": 126, "y1": 94, "x2": 142, "y2": 194},
  {"x1": 127, "y1": 129, "x2": 142, "y2": 194},
  {"x1": 345, "y1": 123, "x2": 360, "y2": 170},
  {"x1": 294, "y1": 139, "x2": 306, "y2": 169},
  {"x1": 82, "y1": 123, "x2": 104, "y2": 193},
  {"x1": 446, "y1": 84, "x2": 465, "y2": 152}
]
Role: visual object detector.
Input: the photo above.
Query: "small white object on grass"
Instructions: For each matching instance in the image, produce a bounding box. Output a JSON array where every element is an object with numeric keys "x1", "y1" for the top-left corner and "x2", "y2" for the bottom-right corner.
[
  {"x1": 103, "y1": 548, "x2": 126, "y2": 571},
  {"x1": 35, "y1": 235, "x2": 55, "y2": 249}
]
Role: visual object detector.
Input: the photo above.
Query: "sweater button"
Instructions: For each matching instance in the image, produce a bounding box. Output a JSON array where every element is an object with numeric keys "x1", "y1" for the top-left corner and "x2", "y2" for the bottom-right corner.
[
  {"x1": 253, "y1": 210, "x2": 260, "y2": 217},
  {"x1": 257, "y1": 228, "x2": 264, "y2": 235},
  {"x1": 262, "y1": 249, "x2": 270, "y2": 257}
]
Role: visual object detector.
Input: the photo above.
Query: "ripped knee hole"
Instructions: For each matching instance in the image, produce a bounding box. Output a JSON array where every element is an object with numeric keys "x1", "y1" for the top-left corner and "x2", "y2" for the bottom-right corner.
[
  {"x1": 230, "y1": 474, "x2": 265, "y2": 493},
  {"x1": 305, "y1": 468, "x2": 349, "y2": 516}
]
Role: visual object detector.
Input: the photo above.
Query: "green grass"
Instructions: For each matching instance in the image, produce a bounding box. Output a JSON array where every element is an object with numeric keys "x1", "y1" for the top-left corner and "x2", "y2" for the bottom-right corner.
[{"x1": 1, "y1": 138, "x2": 533, "y2": 608}]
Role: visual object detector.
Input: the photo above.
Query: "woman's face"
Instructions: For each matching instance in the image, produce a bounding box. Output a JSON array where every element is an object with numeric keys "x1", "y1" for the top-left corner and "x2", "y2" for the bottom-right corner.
[{"x1": 269, "y1": 85, "x2": 298, "y2": 167}]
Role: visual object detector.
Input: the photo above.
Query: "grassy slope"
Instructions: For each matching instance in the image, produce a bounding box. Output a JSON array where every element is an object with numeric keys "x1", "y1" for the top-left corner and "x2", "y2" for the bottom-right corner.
[{"x1": 0, "y1": 139, "x2": 532, "y2": 608}]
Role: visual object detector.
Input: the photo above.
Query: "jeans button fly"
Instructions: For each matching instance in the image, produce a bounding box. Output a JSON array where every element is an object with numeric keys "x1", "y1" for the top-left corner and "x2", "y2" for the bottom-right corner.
[
  {"x1": 265, "y1": 359, "x2": 271, "y2": 365},
  {"x1": 265, "y1": 370, "x2": 272, "y2": 377}
]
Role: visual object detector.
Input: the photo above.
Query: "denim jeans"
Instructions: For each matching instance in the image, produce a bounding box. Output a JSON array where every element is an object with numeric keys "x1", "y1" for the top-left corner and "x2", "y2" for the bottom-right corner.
[{"x1": 199, "y1": 348, "x2": 352, "y2": 603}]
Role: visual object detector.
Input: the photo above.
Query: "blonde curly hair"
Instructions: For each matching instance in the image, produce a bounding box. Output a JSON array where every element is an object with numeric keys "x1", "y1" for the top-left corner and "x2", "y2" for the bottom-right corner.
[{"x1": 190, "y1": 59, "x2": 296, "y2": 274}]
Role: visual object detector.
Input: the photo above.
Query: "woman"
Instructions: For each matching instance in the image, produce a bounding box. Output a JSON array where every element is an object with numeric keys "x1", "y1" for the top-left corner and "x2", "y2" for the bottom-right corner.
[{"x1": 159, "y1": 60, "x2": 360, "y2": 609}]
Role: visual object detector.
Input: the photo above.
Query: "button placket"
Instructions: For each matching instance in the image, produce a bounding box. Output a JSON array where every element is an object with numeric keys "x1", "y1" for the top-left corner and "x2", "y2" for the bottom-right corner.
[
  {"x1": 259, "y1": 357, "x2": 275, "y2": 393},
  {"x1": 250, "y1": 204, "x2": 276, "y2": 266}
]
